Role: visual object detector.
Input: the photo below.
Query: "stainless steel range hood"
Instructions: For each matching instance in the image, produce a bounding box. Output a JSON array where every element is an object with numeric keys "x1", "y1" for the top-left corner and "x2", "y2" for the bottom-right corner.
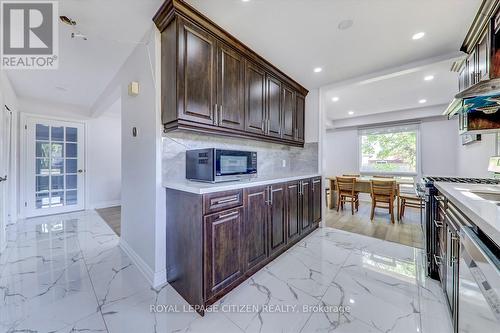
[{"x1": 455, "y1": 78, "x2": 500, "y2": 99}]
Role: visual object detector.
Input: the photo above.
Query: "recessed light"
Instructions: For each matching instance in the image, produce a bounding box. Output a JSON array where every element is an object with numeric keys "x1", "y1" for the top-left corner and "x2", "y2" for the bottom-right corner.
[
  {"x1": 424, "y1": 75, "x2": 434, "y2": 81},
  {"x1": 313, "y1": 67, "x2": 323, "y2": 73},
  {"x1": 348, "y1": 111, "x2": 354, "y2": 115},
  {"x1": 412, "y1": 32, "x2": 425, "y2": 40},
  {"x1": 419, "y1": 99, "x2": 427, "y2": 104},
  {"x1": 332, "y1": 97, "x2": 339, "y2": 102},
  {"x1": 338, "y1": 19, "x2": 354, "y2": 30},
  {"x1": 242, "y1": 0, "x2": 251, "y2": 2}
]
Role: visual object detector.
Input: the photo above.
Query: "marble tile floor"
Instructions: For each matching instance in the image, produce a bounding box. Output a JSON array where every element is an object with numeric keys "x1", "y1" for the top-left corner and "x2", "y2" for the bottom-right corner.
[{"x1": 0, "y1": 210, "x2": 452, "y2": 333}]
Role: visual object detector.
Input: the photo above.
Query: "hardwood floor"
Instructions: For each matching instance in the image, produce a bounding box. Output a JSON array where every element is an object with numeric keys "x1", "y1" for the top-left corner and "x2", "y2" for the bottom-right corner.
[
  {"x1": 95, "y1": 206, "x2": 121, "y2": 236},
  {"x1": 324, "y1": 200, "x2": 423, "y2": 249}
]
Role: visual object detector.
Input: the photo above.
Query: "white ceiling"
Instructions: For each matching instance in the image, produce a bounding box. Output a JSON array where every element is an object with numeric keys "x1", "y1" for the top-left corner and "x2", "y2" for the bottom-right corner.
[
  {"x1": 186, "y1": 0, "x2": 481, "y2": 90},
  {"x1": 5, "y1": 0, "x2": 482, "y2": 114},
  {"x1": 6, "y1": 0, "x2": 163, "y2": 108},
  {"x1": 324, "y1": 57, "x2": 460, "y2": 120}
]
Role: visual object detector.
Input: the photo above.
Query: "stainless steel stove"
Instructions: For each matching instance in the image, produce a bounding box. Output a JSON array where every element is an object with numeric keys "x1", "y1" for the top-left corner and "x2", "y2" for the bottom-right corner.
[{"x1": 418, "y1": 176, "x2": 500, "y2": 279}]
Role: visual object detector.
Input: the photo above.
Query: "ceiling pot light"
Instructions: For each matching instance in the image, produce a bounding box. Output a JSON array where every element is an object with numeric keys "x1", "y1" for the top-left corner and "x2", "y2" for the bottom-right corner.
[
  {"x1": 412, "y1": 32, "x2": 425, "y2": 40},
  {"x1": 332, "y1": 97, "x2": 339, "y2": 102},
  {"x1": 348, "y1": 111, "x2": 354, "y2": 115},
  {"x1": 338, "y1": 19, "x2": 354, "y2": 30},
  {"x1": 419, "y1": 99, "x2": 427, "y2": 104},
  {"x1": 242, "y1": 0, "x2": 251, "y2": 2},
  {"x1": 424, "y1": 75, "x2": 434, "y2": 81},
  {"x1": 313, "y1": 67, "x2": 323, "y2": 73}
]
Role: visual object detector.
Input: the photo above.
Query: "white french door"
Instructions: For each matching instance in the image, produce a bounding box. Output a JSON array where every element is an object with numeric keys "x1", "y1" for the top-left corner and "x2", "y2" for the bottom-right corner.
[{"x1": 24, "y1": 117, "x2": 85, "y2": 217}]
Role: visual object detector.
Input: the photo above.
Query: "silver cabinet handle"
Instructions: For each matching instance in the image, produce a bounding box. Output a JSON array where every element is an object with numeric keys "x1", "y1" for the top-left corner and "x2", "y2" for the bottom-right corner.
[
  {"x1": 270, "y1": 187, "x2": 273, "y2": 205},
  {"x1": 218, "y1": 211, "x2": 238, "y2": 219},
  {"x1": 434, "y1": 195, "x2": 446, "y2": 202},
  {"x1": 216, "y1": 196, "x2": 238, "y2": 204},
  {"x1": 433, "y1": 219, "x2": 443, "y2": 228},
  {"x1": 214, "y1": 104, "x2": 218, "y2": 124},
  {"x1": 434, "y1": 254, "x2": 442, "y2": 266}
]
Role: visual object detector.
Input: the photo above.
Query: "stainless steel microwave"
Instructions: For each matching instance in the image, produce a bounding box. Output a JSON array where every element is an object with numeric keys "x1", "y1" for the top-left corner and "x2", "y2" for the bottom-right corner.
[{"x1": 186, "y1": 149, "x2": 257, "y2": 183}]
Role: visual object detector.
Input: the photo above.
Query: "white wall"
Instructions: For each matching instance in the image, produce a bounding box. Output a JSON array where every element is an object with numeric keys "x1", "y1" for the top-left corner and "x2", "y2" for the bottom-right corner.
[
  {"x1": 305, "y1": 88, "x2": 319, "y2": 143},
  {"x1": 457, "y1": 132, "x2": 496, "y2": 178},
  {"x1": 323, "y1": 117, "x2": 459, "y2": 178},
  {"x1": 87, "y1": 112, "x2": 121, "y2": 209},
  {"x1": 420, "y1": 118, "x2": 458, "y2": 176},
  {"x1": 92, "y1": 27, "x2": 165, "y2": 286}
]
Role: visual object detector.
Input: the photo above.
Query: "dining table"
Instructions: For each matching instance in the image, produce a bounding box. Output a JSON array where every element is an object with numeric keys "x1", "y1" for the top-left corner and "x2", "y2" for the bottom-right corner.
[{"x1": 326, "y1": 176, "x2": 415, "y2": 220}]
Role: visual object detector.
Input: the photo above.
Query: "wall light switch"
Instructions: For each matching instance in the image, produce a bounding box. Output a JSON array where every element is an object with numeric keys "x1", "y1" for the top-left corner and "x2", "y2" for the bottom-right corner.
[
  {"x1": 132, "y1": 127, "x2": 138, "y2": 137},
  {"x1": 128, "y1": 81, "x2": 140, "y2": 96}
]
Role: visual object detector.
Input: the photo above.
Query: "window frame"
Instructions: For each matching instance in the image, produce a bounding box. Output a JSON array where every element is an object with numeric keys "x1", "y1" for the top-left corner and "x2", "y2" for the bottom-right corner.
[{"x1": 357, "y1": 123, "x2": 421, "y2": 177}]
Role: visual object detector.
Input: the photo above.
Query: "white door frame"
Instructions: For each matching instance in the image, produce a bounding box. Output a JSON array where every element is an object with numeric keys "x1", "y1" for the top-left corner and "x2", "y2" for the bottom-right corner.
[
  {"x1": 0, "y1": 106, "x2": 10, "y2": 252},
  {"x1": 20, "y1": 113, "x2": 87, "y2": 218}
]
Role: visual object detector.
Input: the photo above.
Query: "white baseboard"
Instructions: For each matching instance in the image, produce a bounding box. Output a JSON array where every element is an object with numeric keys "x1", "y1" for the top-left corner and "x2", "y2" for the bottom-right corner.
[
  {"x1": 119, "y1": 238, "x2": 167, "y2": 288},
  {"x1": 90, "y1": 200, "x2": 121, "y2": 210}
]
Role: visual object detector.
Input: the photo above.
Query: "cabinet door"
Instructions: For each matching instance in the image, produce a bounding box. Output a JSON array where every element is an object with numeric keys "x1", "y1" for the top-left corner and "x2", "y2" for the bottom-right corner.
[
  {"x1": 467, "y1": 49, "x2": 478, "y2": 85},
  {"x1": 243, "y1": 186, "x2": 268, "y2": 270},
  {"x1": 245, "y1": 61, "x2": 266, "y2": 135},
  {"x1": 286, "y1": 181, "x2": 300, "y2": 242},
  {"x1": 217, "y1": 43, "x2": 245, "y2": 130},
  {"x1": 477, "y1": 30, "x2": 490, "y2": 81},
  {"x1": 266, "y1": 75, "x2": 282, "y2": 138},
  {"x1": 177, "y1": 19, "x2": 217, "y2": 125},
  {"x1": 282, "y1": 86, "x2": 295, "y2": 141},
  {"x1": 311, "y1": 177, "x2": 322, "y2": 225},
  {"x1": 300, "y1": 179, "x2": 311, "y2": 231},
  {"x1": 295, "y1": 94, "x2": 305, "y2": 143},
  {"x1": 458, "y1": 66, "x2": 468, "y2": 92},
  {"x1": 204, "y1": 207, "x2": 244, "y2": 299},
  {"x1": 269, "y1": 183, "x2": 286, "y2": 254}
]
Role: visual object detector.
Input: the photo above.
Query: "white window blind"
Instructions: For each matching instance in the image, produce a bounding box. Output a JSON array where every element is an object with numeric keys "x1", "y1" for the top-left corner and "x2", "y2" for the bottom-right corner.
[{"x1": 359, "y1": 123, "x2": 419, "y2": 175}]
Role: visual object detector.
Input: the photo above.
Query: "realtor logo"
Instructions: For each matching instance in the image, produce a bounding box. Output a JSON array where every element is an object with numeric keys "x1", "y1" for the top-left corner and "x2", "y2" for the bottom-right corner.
[{"x1": 1, "y1": 1, "x2": 58, "y2": 69}]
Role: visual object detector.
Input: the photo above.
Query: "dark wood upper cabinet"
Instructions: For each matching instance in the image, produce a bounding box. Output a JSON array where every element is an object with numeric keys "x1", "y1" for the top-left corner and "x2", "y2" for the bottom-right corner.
[
  {"x1": 282, "y1": 86, "x2": 296, "y2": 141},
  {"x1": 300, "y1": 179, "x2": 311, "y2": 231},
  {"x1": 204, "y1": 207, "x2": 244, "y2": 300},
  {"x1": 286, "y1": 181, "x2": 300, "y2": 242},
  {"x1": 154, "y1": 0, "x2": 308, "y2": 147},
  {"x1": 266, "y1": 75, "x2": 282, "y2": 138},
  {"x1": 311, "y1": 177, "x2": 322, "y2": 225},
  {"x1": 269, "y1": 183, "x2": 286, "y2": 253},
  {"x1": 217, "y1": 43, "x2": 245, "y2": 130},
  {"x1": 243, "y1": 186, "x2": 268, "y2": 270},
  {"x1": 295, "y1": 94, "x2": 305, "y2": 143},
  {"x1": 477, "y1": 29, "x2": 490, "y2": 81},
  {"x1": 178, "y1": 19, "x2": 217, "y2": 125},
  {"x1": 245, "y1": 61, "x2": 267, "y2": 135}
]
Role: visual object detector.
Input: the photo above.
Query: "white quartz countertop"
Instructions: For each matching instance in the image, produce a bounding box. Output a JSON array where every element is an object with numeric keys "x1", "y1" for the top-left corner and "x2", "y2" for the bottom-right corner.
[
  {"x1": 163, "y1": 174, "x2": 321, "y2": 194},
  {"x1": 434, "y1": 182, "x2": 500, "y2": 246}
]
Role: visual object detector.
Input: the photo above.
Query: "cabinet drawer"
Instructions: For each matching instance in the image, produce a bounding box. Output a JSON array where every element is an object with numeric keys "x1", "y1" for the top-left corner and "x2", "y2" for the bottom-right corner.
[{"x1": 204, "y1": 189, "x2": 243, "y2": 215}]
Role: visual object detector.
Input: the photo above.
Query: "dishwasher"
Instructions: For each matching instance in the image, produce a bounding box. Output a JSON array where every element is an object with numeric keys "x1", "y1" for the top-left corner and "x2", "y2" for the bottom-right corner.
[{"x1": 458, "y1": 224, "x2": 500, "y2": 332}]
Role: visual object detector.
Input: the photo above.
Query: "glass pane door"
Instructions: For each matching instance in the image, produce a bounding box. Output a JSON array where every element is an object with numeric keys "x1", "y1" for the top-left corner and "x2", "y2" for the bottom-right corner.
[{"x1": 26, "y1": 117, "x2": 84, "y2": 217}]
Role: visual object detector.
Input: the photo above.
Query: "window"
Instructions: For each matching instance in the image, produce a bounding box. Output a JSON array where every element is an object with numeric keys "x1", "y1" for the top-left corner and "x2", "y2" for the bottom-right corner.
[{"x1": 359, "y1": 124, "x2": 419, "y2": 175}]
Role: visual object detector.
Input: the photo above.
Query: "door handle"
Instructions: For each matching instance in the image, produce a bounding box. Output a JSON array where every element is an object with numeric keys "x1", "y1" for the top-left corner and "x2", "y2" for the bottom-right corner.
[
  {"x1": 0, "y1": 175, "x2": 7, "y2": 182},
  {"x1": 78, "y1": 169, "x2": 84, "y2": 173}
]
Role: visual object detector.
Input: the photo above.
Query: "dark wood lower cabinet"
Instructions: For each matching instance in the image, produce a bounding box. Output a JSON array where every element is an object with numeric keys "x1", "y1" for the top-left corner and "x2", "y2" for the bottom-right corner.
[
  {"x1": 204, "y1": 207, "x2": 244, "y2": 301},
  {"x1": 300, "y1": 179, "x2": 311, "y2": 232},
  {"x1": 269, "y1": 183, "x2": 286, "y2": 254},
  {"x1": 165, "y1": 176, "x2": 321, "y2": 315},
  {"x1": 286, "y1": 181, "x2": 300, "y2": 243},
  {"x1": 243, "y1": 186, "x2": 269, "y2": 270}
]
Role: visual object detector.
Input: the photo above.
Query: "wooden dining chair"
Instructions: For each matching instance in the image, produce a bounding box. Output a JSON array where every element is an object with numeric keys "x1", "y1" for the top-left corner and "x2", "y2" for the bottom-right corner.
[
  {"x1": 336, "y1": 177, "x2": 359, "y2": 215},
  {"x1": 398, "y1": 182, "x2": 424, "y2": 220},
  {"x1": 373, "y1": 175, "x2": 394, "y2": 179},
  {"x1": 370, "y1": 180, "x2": 396, "y2": 223}
]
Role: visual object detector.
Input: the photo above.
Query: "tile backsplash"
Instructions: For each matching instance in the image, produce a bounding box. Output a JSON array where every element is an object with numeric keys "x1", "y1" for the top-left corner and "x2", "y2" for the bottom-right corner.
[{"x1": 162, "y1": 131, "x2": 318, "y2": 182}]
